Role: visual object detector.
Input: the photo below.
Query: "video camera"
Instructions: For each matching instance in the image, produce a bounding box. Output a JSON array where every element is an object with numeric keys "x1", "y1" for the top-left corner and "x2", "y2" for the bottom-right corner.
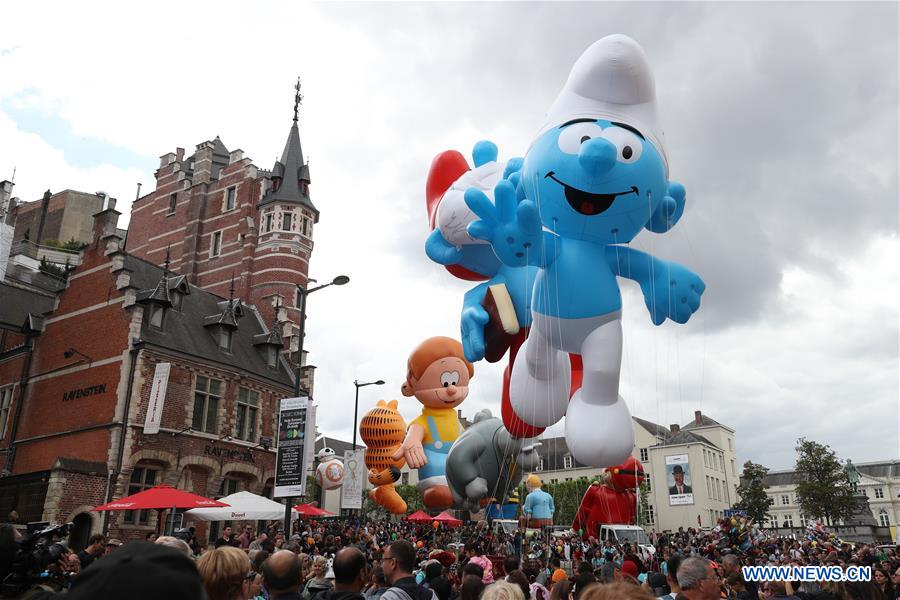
[{"x1": 1, "y1": 522, "x2": 74, "y2": 597}]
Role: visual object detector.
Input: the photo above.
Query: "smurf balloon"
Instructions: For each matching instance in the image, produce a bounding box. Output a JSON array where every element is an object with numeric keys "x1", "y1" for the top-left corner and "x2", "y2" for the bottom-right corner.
[
  {"x1": 466, "y1": 34, "x2": 705, "y2": 467},
  {"x1": 315, "y1": 447, "x2": 345, "y2": 490}
]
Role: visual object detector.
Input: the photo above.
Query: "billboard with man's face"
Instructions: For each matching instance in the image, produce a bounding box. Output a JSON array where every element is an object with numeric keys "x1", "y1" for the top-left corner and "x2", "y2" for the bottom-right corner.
[{"x1": 665, "y1": 454, "x2": 694, "y2": 506}]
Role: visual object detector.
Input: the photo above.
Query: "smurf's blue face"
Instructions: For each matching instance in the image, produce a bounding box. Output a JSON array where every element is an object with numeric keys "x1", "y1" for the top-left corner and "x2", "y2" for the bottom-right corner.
[{"x1": 522, "y1": 119, "x2": 667, "y2": 244}]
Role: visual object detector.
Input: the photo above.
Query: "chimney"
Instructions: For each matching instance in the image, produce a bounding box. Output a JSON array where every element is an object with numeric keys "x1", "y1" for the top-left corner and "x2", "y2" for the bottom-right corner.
[
  {"x1": 694, "y1": 410, "x2": 703, "y2": 426},
  {"x1": 670, "y1": 424, "x2": 680, "y2": 434},
  {"x1": 92, "y1": 200, "x2": 122, "y2": 244}
]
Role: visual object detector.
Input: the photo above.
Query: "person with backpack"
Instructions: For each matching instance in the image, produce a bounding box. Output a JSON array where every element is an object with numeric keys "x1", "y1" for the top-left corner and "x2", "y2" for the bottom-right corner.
[{"x1": 380, "y1": 541, "x2": 438, "y2": 600}]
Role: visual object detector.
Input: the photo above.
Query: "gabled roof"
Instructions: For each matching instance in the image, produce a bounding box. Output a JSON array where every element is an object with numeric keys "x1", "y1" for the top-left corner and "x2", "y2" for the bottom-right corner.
[
  {"x1": 314, "y1": 436, "x2": 355, "y2": 458},
  {"x1": 259, "y1": 121, "x2": 318, "y2": 214},
  {"x1": 682, "y1": 414, "x2": 726, "y2": 430},
  {"x1": 633, "y1": 416, "x2": 672, "y2": 441},
  {"x1": 124, "y1": 255, "x2": 293, "y2": 387},
  {"x1": 658, "y1": 429, "x2": 717, "y2": 448},
  {"x1": 0, "y1": 281, "x2": 56, "y2": 331}
]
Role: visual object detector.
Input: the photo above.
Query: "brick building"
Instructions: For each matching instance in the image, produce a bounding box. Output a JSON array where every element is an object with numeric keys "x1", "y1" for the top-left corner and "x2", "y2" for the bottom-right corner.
[
  {"x1": 0, "y1": 206, "x2": 297, "y2": 549},
  {"x1": 125, "y1": 84, "x2": 319, "y2": 333}
]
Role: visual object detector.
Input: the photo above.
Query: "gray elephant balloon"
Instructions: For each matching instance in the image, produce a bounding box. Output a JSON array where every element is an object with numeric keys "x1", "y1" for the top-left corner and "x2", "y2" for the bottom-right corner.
[{"x1": 446, "y1": 409, "x2": 541, "y2": 512}]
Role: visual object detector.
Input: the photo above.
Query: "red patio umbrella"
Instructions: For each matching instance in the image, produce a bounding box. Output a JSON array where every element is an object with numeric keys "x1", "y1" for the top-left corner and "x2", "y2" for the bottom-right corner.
[
  {"x1": 406, "y1": 510, "x2": 433, "y2": 523},
  {"x1": 294, "y1": 503, "x2": 334, "y2": 517},
  {"x1": 93, "y1": 484, "x2": 229, "y2": 511},
  {"x1": 432, "y1": 511, "x2": 462, "y2": 527},
  {"x1": 93, "y1": 484, "x2": 229, "y2": 534}
]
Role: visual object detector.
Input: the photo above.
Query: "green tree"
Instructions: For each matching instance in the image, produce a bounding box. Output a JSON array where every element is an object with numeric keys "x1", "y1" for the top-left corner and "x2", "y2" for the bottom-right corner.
[
  {"x1": 636, "y1": 480, "x2": 653, "y2": 527},
  {"x1": 396, "y1": 484, "x2": 424, "y2": 513},
  {"x1": 734, "y1": 461, "x2": 772, "y2": 523},
  {"x1": 794, "y1": 438, "x2": 858, "y2": 525}
]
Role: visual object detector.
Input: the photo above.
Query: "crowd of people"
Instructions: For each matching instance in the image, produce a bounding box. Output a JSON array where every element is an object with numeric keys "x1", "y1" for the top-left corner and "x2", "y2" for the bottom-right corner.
[{"x1": 0, "y1": 515, "x2": 897, "y2": 599}]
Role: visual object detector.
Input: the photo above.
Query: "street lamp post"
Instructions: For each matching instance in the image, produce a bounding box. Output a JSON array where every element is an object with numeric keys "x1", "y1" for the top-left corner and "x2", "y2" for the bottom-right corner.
[
  {"x1": 281, "y1": 274, "x2": 349, "y2": 532},
  {"x1": 352, "y1": 379, "x2": 385, "y2": 450}
]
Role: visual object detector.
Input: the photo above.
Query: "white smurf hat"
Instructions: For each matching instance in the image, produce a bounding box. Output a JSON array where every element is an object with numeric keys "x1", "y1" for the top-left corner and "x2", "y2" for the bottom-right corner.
[{"x1": 537, "y1": 34, "x2": 668, "y2": 176}]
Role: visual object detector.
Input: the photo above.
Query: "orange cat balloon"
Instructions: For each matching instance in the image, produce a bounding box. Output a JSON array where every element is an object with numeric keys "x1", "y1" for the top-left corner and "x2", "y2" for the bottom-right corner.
[{"x1": 359, "y1": 400, "x2": 407, "y2": 514}]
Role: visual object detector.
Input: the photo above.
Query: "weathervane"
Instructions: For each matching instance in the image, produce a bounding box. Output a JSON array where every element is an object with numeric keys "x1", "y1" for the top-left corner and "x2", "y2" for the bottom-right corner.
[{"x1": 293, "y1": 77, "x2": 303, "y2": 122}]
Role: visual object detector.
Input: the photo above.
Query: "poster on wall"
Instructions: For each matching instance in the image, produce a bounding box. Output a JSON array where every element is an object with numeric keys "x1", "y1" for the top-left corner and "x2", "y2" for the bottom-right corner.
[
  {"x1": 340, "y1": 449, "x2": 366, "y2": 510},
  {"x1": 666, "y1": 454, "x2": 694, "y2": 506},
  {"x1": 274, "y1": 397, "x2": 316, "y2": 498}
]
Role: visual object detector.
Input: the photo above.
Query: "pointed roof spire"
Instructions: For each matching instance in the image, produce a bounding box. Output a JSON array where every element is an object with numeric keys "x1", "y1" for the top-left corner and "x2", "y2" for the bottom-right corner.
[
  {"x1": 294, "y1": 77, "x2": 303, "y2": 123},
  {"x1": 259, "y1": 78, "x2": 319, "y2": 216}
]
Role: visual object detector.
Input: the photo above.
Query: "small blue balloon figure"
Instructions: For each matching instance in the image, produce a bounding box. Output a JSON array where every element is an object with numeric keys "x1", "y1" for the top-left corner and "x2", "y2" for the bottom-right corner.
[{"x1": 465, "y1": 35, "x2": 705, "y2": 467}]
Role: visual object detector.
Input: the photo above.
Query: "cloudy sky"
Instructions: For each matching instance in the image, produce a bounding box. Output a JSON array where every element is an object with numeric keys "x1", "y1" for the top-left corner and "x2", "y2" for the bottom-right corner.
[{"x1": 2, "y1": 2, "x2": 897, "y2": 471}]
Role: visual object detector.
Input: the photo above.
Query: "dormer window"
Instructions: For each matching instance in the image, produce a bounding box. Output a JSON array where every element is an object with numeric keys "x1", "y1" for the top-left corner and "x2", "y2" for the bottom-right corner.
[
  {"x1": 218, "y1": 328, "x2": 233, "y2": 352},
  {"x1": 149, "y1": 304, "x2": 165, "y2": 330},
  {"x1": 171, "y1": 291, "x2": 183, "y2": 311},
  {"x1": 266, "y1": 346, "x2": 278, "y2": 368}
]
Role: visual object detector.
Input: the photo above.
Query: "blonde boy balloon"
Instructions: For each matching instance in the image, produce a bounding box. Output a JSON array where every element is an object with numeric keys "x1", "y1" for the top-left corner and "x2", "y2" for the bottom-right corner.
[{"x1": 393, "y1": 336, "x2": 474, "y2": 510}]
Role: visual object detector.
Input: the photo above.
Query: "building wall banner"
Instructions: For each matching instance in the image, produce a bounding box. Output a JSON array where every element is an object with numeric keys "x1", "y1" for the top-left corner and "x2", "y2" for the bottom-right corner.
[
  {"x1": 666, "y1": 453, "x2": 694, "y2": 506},
  {"x1": 275, "y1": 397, "x2": 316, "y2": 498},
  {"x1": 142, "y1": 362, "x2": 171, "y2": 434},
  {"x1": 340, "y1": 449, "x2": 366, "y2": 510}
]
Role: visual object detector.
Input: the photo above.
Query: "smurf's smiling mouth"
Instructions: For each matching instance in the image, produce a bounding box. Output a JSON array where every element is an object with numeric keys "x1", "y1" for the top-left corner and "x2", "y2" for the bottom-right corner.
[{"x1": 545, "y1": 172, "x2": 638, "y2": 216}]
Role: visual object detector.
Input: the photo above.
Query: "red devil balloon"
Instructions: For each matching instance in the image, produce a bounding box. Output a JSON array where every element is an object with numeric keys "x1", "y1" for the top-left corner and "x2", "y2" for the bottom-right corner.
[{"x1": 572, "y1": 456, "x2": 644, "y2": 537}]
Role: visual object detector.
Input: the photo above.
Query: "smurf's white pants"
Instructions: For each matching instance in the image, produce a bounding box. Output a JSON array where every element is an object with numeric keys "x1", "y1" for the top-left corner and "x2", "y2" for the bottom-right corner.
[{"x1": 509, "y1": 310, "x2": 634, "y2": 467}]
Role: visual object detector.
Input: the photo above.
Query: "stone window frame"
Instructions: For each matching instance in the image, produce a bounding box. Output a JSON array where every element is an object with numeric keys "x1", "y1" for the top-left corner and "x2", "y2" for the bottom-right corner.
[
  {"x1": 210, "y1": 230, "x2": 223, "y2": 258},
  {"x1": 168, "y1": 193, "x2": 177, "y2": 215},
  {"x1": 224, "y1": 186, "x2": 238, "y2": 212},
  {"x1": 236, "y1": 387, "x2": 260, "y2": 443},
  {"x1": 192, "y1": 375, "x2": 223, "y2": 435},
  {"x1": 281, "y1": 210, "x2": 294, "y2": 232}
]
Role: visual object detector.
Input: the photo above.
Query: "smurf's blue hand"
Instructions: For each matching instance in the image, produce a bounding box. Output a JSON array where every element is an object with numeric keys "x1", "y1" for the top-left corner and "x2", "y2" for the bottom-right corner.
[
  {"x1": 461, "y1": 284, "x2": 490, "y2": 362},
  {"x1": 425, "y1": 229, "x2": 463, "y2": 265},
  {"x1": 503, "y1": 157, "x2": 524, "y2": 180},
  {"x1": 607, "y1": 246, "x2": 705, "y2": 325},
  {"x1": 465, "y1": 180, "x2": 542, "y2": 268},
  {"x1": 641, "y1": 261, "x2": 705, "y2": 325},
  {"x1": 646, "y1": 181, "x2": 687, "y2": 233}
]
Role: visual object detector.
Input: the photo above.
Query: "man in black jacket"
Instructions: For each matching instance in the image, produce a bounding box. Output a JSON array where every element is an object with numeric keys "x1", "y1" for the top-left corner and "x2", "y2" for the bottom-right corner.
[
  {"x1": 322, "y1": 548, "x2": 369, "y2": 600},
  {"x1": 380, "y1": 541, "x2": 437, "y2": 600}
]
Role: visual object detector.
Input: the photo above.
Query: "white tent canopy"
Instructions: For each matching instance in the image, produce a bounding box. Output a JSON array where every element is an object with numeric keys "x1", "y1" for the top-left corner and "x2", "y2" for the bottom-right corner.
[{"x1": 185, "y1": 491, "x2": 297, "y2": 522}]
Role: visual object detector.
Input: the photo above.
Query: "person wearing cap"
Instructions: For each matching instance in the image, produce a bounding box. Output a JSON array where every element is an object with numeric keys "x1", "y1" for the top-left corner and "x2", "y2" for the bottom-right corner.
[
  {"x1": 67, "y1": 541, "x2": 206, "y2": 600},
  {"x1": 104, "y1": 537, "x2": 122, "y2": 553},
  {"x1": 669, "y1": 466, "x2": 692, "y2": 495}
]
